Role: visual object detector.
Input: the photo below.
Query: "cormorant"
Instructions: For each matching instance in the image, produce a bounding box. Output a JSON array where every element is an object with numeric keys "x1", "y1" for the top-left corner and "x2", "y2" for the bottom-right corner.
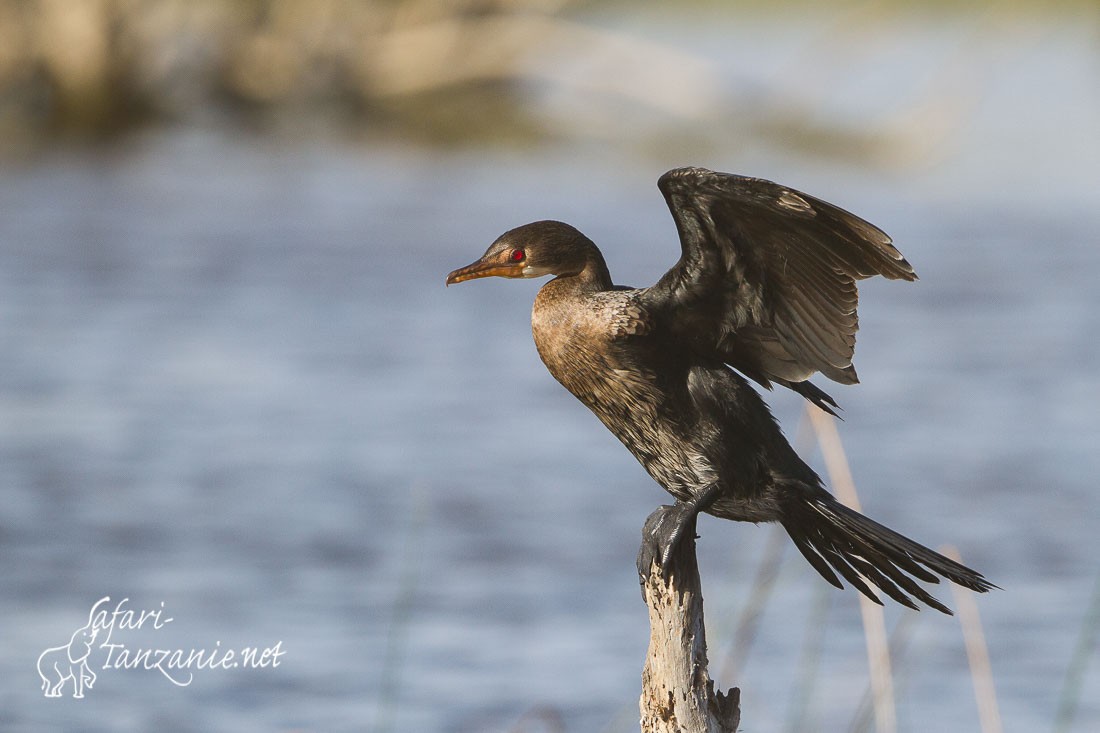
[{"x1": 446, "y1": 167, "x2": 994, "y2": 613}]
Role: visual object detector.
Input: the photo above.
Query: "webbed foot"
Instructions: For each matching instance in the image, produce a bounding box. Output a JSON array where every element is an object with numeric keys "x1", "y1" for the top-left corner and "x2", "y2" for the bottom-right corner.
[
  {"x1": 636, "y1": 483, "x2": 724, "y2": 583},
  {"x1": 636, "y1": 502, "x2": 699, "y2": 581}
]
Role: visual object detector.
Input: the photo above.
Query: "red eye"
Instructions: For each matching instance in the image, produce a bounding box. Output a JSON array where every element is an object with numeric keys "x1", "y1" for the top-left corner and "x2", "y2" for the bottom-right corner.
[{"x1": 510, "y1": 249, "x2": 525, "y2": 262}]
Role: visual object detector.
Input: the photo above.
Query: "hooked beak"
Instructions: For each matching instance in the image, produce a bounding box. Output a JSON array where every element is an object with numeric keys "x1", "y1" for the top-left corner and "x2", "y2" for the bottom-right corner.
[{"x1": 445, "y1": 256, "x2": 525, "y2": 286}]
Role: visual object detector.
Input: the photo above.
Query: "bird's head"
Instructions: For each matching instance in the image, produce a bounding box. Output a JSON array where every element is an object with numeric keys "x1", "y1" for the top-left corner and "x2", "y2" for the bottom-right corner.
[{"x1": 446, "y1": 220, "x2": 606, "y2": 286}]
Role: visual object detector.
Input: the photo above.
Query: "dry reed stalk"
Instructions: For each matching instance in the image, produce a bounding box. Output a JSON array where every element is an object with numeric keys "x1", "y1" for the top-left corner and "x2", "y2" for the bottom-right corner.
[
  {"x1": 807, "y1": 404, "x2": 897, "y2": 733},
  {"x1": 1053, "y1": 571, "x2": 1100, "y2": 733},
  {"x1": 943, "y1": 544, "x2": 1003, "y2": 733},
  {"x1": 785, "y1": 585, "x2": 831, "y2": 733},
  {"x1": 849, "y1": 612, "x2": 919, "y2": 733},
  {"x1": 717, "y1": 525, "x2": 786, "y2": 683},
  {"x1": 373, "y1": 481, "x2": 429, "y2": 733}
]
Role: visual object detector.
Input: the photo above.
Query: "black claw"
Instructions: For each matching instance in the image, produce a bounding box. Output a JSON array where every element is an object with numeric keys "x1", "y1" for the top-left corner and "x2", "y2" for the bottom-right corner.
[
  {"x1": 637, "y1": 483, "x2": 724, "y2": 589},
  {"x1": 637, "y1": 502, "x2": 700, "y2": 583}
]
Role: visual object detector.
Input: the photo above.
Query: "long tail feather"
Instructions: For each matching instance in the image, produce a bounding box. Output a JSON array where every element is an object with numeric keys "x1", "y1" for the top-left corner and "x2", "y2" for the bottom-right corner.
[{"x1": 780, "y1": 487, "x2": 997, "y2": 614}]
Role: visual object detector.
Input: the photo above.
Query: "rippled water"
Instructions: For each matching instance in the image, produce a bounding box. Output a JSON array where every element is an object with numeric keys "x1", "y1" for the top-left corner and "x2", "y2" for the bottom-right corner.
[{"x1": 2, "y1": 13, "x2": 1099, "y2": 733}]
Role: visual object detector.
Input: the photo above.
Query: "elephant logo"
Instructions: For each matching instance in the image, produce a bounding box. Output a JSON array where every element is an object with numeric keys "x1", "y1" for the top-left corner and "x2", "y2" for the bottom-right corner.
[{"x1": 37, "y1": 605, "x2": 100, "y2": 698}]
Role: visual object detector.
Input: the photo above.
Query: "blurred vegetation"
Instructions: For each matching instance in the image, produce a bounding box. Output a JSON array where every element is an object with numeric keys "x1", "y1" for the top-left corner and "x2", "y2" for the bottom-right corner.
[
  {"x1": 0, "y1": 0, "x2": 1091, "y2": 153},
  {"x1": 0, "y1": 0, "x2": 593, "y2": 149}
]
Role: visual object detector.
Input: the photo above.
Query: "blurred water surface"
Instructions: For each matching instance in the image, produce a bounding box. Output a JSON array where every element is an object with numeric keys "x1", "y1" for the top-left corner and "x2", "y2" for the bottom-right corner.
[{"x1": 2, "y1": 7, "x2": 1099, "y2": 733}]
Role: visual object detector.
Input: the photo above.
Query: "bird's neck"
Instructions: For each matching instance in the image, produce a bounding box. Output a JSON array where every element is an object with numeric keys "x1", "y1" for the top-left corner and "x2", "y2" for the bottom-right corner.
[{"x1": 566, "y1": 250, "x2": 613, "y2": 292}]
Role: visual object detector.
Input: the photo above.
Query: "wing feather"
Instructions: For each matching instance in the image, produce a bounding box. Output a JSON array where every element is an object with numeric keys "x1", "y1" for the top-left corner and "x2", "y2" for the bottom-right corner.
[{"x1": 642, "y1": 167, "x2": 915, "y2": 399}]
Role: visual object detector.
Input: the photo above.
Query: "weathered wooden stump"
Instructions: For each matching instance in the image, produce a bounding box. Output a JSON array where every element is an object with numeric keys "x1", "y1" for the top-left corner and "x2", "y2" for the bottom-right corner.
[{"x1": 638, "y1": 508, "x2": 740, "y2": 733}]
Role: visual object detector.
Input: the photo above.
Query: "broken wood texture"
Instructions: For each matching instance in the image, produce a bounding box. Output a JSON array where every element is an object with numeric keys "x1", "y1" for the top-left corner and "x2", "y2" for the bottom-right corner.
[{"x1": 639, "y1": 509, "x2": 740, "y2": 733}]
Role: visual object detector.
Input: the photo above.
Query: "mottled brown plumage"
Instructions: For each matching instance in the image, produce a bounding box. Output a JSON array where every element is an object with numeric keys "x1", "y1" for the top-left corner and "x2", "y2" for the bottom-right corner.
[{"x1": 447, "y1": 167, "x2": 993, "y2": 613}]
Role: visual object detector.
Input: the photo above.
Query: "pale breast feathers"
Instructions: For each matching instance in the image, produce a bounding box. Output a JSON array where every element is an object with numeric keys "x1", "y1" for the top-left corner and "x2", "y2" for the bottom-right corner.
[{"x1": 593, "y1": 292, "x2": 651, "y2": 339}]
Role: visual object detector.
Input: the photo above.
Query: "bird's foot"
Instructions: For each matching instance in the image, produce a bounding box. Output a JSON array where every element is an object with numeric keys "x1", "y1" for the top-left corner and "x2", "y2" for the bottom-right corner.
[
  {"x1": 636, "y1": 483, "x2": 723, "y2": 582},
  {"x1": 636, "y1": 502, "x2": 698, "y2": 581}
]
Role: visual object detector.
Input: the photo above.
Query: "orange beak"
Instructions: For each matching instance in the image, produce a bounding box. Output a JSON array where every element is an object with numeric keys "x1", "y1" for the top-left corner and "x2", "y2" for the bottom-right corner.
[{"x1": 445, "y1": 255, "x2": 524, "y2": 285}]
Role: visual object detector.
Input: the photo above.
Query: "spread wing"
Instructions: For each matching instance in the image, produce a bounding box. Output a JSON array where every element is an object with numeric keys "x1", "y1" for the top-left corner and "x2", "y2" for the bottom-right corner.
[{"x1": 641, "y1": 167, "x2": 916, "y2": 406}]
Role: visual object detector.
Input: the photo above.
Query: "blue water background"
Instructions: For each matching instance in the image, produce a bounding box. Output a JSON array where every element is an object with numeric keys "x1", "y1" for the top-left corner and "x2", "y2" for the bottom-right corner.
[{"x1": 1, "y1": 7, "x2": 1098, "y2": 732}]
